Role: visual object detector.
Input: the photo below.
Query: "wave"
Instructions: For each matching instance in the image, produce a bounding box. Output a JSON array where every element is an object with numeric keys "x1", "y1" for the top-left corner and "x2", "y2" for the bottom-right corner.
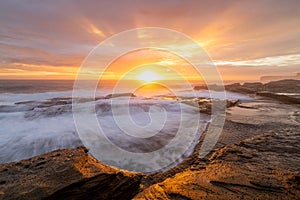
[{"x1": 0, "y1": 89, "x2": 251, "y2": 171}]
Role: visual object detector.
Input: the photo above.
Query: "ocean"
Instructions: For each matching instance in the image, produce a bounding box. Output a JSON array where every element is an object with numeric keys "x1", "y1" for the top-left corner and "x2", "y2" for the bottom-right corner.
[{"x1": 0, "y1": 80, "x2": 251, "y2": 172}]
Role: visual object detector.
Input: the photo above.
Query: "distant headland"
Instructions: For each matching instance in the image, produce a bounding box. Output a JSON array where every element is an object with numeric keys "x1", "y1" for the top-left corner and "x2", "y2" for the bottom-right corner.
[{"x1": 260, "y1": 72, "x2": 300, "y2": 82}]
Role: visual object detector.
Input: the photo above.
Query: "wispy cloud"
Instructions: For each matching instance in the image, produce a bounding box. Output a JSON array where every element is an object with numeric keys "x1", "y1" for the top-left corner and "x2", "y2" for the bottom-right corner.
[
  {"x1": 0, "y1": 0, "x2": 299, "y2": 80},
  {"x1": 214, "y1": 54, "x2": 300, "y2": 67}
]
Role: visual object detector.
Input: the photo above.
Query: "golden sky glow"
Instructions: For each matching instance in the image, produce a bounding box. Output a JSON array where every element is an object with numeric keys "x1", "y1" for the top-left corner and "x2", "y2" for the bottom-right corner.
[
  {"x1": 0, "y1": 1, "x2": 299, "y2": 81},
  {"x1": 137, "y1": 70, "x2": 161, "y2": 83}
]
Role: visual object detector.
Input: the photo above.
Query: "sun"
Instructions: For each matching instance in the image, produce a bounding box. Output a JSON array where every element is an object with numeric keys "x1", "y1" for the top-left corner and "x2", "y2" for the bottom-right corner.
[{"x1": 137, "y1": 70, "x2": 161, "y2": 83}]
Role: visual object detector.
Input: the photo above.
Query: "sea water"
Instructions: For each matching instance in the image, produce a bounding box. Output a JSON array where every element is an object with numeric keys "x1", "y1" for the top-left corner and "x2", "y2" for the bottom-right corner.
[{"x1": 0, "y1": 80, "x2": 251, "y2": 171}]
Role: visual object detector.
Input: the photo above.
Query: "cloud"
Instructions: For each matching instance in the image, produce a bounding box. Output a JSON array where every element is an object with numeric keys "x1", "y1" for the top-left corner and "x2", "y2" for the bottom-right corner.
[
  {"x1": 214, "y1": 54, "x2": 300, "y2": 67},
  {"x1": 0, "y1": 0, "x2": 299, "y2": 80}
]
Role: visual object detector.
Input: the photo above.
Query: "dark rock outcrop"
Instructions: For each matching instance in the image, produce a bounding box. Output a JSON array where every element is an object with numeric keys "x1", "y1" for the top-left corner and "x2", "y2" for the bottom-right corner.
[
  {"x1": 263, "y1": 79, "x2": 300, "y2": 93},
  {"x1": 195, "y1": 79, "x2": 300, "y2": 95},
  {"x1": 225, "y1": 82, "x2": 264, "y2": 94},
  {"x1": 193, "y1": 84, "x2": 224, "y2": 91},
  {"x1": 193, "y1": 79, "x2": 300, "y2": 104},
  {"x1": 105, "y1": 93, "x2": 136, "y2": 98},
  {"x1": 181, "y1": 98, "x2": 239, "y2": 115},
  {"x1": 0, "y1": 147, "x2": 143, "y2": 200},
  {"x1": 193, "y1": 85, "x2": 209, "y2": 90}
]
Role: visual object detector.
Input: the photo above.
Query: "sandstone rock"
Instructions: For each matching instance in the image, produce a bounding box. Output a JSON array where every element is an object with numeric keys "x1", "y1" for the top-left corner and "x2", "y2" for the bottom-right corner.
[
  {"x1": 134, "y1": 129, "x2": 300, "y2": 200},
  {"x1": 0, "y1": 147, "x2": 142, "y2": 200},
  {"x1": 1, "y1": 90, "x2": 299, "y2": 200}
]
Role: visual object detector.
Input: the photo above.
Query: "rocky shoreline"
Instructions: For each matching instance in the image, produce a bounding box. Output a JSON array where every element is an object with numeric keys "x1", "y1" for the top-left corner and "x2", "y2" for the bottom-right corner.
[
  {"x1": 135, "y1": 128, "x2": 300, "y2": 200},
  {"x1": 0, "y1": 147, "x2": 143, "y2": 200},
  {"x1": 0, "y1": 79, "x2": 299, "y2": 200}
]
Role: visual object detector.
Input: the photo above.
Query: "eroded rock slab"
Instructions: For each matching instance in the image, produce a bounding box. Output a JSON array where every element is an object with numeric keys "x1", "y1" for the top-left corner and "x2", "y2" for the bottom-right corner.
[
  {"x1": 134, "y1": 129, "x2": 300, "y2": 200},
  {"x1": 0, "y1": 147, "x2": 143, "y2": 200}
]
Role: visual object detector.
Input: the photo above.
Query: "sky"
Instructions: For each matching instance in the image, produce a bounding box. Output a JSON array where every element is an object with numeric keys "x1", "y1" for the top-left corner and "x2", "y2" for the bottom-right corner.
[{"x1": 0, "y1": 0, "x2": 299, "y2": 81}]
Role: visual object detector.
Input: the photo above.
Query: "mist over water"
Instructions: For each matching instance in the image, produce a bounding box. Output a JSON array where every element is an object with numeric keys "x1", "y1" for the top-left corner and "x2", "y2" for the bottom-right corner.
[{"x1": 0, "y1": 80, "x2": 251, "y2": 168}]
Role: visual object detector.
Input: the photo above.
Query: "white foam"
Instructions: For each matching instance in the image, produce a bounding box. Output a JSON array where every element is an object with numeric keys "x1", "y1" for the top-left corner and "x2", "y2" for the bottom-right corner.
[
  {"x1": 0, "y1": 111, "x2": 81, "y2": 163},
  {"x1": 0, "y1": 89, "x2": 252, "y2": 169}
]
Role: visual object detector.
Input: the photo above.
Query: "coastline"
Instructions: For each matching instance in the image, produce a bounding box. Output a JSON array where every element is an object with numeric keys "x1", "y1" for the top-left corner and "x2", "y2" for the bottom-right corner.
[{"x1": 0, "y1": 79, "x2": 300, "y2": 199}]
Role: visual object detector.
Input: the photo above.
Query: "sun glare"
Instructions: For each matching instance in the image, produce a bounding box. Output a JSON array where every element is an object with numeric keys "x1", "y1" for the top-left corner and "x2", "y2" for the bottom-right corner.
[{"x1": 137, "y1": 70, "x2": 161, "y2": 83}]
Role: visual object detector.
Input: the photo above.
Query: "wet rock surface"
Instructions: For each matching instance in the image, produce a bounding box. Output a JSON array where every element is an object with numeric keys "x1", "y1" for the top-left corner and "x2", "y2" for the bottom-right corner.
[
  {"x1": 135, "y1": 97, "x2": 300, "y2": 199},
  {"x1": 134, "y1": 129, "x2": 300, "y2": 200},
  {"x1": 0, "y1": 147, "x2": 143, "y2": 200},
  {"x1": 181, "y1": 98, "x2": 239, "y2": 115},
  {"x1": 257, "y1": 92, "x2": 300, "y2": 104}
]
